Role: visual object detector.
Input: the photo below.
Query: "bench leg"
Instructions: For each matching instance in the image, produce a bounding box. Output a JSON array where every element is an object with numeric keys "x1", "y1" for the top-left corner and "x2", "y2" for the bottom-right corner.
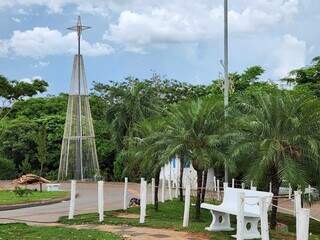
[
  {"x1": 205, "y1": 210, "x2": 234, "y2": 232},
  {"x1": 242, "y1": 217, "x2": 260, "y2": 239}
]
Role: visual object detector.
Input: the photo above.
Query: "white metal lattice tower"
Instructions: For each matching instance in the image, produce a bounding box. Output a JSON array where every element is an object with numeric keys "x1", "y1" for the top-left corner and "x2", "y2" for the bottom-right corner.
[{"x1": 58, "y1": 16, "x2": 100, "y2": 181}]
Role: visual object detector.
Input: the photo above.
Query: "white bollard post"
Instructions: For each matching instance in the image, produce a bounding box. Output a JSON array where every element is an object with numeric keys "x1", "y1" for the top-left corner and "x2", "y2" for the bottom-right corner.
[
  {"x1": 250, "y1": 180, "x2": 253, "y2": 189},
  {"x1": 68, "y1": 180, "x2": 76, "y2": 220},
  {"x1": 269, "y1": 182, "x2": 272, "y2": 193},
  {"x1": 217, "y1": 179, "x2": 220, "y2": 201},
  {"x1": 236, "y1": 192, "x2": 245, "y2": 240},
  {"x1": 241, "y1": 182, "x2": 245, "y2": 189},
  {"x1": 308, "y1": 185, "x2": 311, "y2": 202},
  {"x1": 143, "y1": 180, "x2": 147, "y2": 218},
  {"x1": 123, "y1": 177, "x2": 128, "y2": 210},
  {"x1": 232, "y1": 178, "x2": 235, "y2": 188},
  {"x1": 183, "y1": 178, "x2": 191, "y2": 227},
  {"x1": 297, "y1": 208, "x2": 310, "y2": 240},
  {"x1": 213, "y1": 176, "x2": 217, "y2": 191},
  {"x1": 161, "y1": 168, "x2": 165, "y2": 203},
  {"x1": 288, "y1": 184, "x2": 292, "y2": 199},
  {"x1": 140, "y1": 177, "x2": 145, "y2": 210},
  {"x1": 169, "y1": 163, "x2": 172, "y2": 200},
  {"x1": 259, "y1": 197, "x2": 269, "y2": 240},
  {"x1": 294, "y1": 190, "x2": 301, "y2": 216},
  {"x1": 175, "y1": 176, "x2": 179, "y2": 198},
  {"x1": 140, "y1": 179, "x2": 147, "y2": 224},
  {"x1": 151, "y1": 178, "x2": 155, "y2": 205},
  {"x1": 98, "y1": 181, "x2": 104, "y2": 222}
]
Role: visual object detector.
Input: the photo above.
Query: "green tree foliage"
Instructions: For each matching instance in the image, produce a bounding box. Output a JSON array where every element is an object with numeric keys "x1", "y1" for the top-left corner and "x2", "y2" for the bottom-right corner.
[
  {"x1": 19, "y1": 155, "x2": 32, "y2": 174},
  {"x1": 35, "y1": 125, "x2": 48, "y2": 177},
  {"x1": 124, "y1": 117, "x2": 168, "y2": 209},
  {"x1": 231, "y1": 91, "x2": 320, "y2": 228},
  {"x1": 0, "y1": 75, "x2": 48, "y2": 119},
  {"x1": 93, "y1": 76, "x2": 211, "y2": 178},
  {"x1": 209, "y1": 65, "x2": 278, "y2": 98},
  {"x1": 0, "y1": 156, "x2": 16, "y2": 179},
  {"x1": 283, "y1": 57, "x2": 320, "y2": 96}
]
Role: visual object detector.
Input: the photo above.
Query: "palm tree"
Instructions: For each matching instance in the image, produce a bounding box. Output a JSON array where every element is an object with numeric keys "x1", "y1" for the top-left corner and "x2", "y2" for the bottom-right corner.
[
  {"x1": 125, "y1": 117, "x2": 168, "y2": 210},
  {"x1": 231, "y1": 91, "x2": 320, "y2": 228},
  {"x1": 163, "y1": 97, "x2": 226, "y2": 219}
]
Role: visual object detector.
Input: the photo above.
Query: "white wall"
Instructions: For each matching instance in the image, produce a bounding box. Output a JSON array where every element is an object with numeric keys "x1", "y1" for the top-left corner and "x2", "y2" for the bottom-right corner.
[{"x1": 159, "y1": 156, "x2": 215, "y2": 190}]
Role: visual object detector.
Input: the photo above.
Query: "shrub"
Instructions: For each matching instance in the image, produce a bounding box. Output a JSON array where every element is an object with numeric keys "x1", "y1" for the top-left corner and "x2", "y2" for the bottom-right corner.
[
  {"x1": 13, "y1": 187, "x2": 33, "y2": 197},
  {"x1": 0, "y1": 157, "x2": 16, "y2": 180}
]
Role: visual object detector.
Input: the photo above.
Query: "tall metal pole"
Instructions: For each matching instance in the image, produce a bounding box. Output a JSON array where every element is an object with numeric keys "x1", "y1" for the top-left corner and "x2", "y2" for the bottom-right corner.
[
  {"x1": 76, "y1": 17, "x2": 83, "y2": 180},
  {"x1": 223, "y1": 0, "x2": 229, "y2": 182}
]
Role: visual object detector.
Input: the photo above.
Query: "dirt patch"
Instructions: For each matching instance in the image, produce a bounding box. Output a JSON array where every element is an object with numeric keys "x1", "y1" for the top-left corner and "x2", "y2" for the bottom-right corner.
[{"x1": 33, "y1": 223, "x2": 210, "y2": 240}]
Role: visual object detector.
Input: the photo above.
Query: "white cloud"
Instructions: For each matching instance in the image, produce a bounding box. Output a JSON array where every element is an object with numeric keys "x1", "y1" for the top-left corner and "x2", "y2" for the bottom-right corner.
[
  {"x1": 273, "y1": 34, "x2": 306, "y2": 78},
  {"x1": 103, "y1": 0, "x2": 299, "y2": 52},
  {"x1": 0, "y1": 0, "x2": 118, "y2": 15},
  {"x1": 0, "y1": 40, "x2": 9, "y2": 57},
  {"x1": 34, "y1": 61, "x2": 50, "y2": 68},
  {"x1": 0, "y1": 27, "x2": 114, "y2": 58},
  {"x1": 11, "y1": 17, "x2": 21, "y2": 23},
  {"x1": 20, "y1": 76, "x2": 42, "y2": 83}
]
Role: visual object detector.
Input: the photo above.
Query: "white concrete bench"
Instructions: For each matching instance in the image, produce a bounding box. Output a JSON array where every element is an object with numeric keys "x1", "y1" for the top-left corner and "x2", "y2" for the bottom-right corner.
[
  {"x1": 201, "y1": 187, "x2": 273, "y2": 239},
  {"x1": 46, "y1": 183, "x2": 61, "y2": 192}
]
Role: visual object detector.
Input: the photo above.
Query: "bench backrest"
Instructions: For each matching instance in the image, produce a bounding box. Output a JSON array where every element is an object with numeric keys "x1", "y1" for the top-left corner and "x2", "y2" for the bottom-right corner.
[{"x1": 223, "y1": 187, "x2": 273, "y2": 215}]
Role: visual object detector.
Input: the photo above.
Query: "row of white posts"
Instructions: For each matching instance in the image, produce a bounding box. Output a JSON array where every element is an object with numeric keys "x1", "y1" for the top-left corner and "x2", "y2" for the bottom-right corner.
[
  {"x1": 68, "y1": 178, "x2": 311, "y2": 240},
  {"x1": 135, "y1": 175, "x2": 180, "y2": 224},
  {"x1": 68, "y1": 180, "x2": 104, "y2": 222}
]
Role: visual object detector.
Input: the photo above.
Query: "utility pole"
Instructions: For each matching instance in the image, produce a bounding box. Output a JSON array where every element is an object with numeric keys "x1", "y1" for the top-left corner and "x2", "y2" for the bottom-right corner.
[{"x1": 223, "y1": 0, "x2": 229, "y2": 182}]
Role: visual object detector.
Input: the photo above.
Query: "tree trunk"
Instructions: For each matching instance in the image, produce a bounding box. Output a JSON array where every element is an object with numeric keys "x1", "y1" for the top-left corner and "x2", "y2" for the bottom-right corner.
[
  {"x1": 201, "y1": 170, "x2": 208, "y2": 203},
  {"x1": 195, "y1": 169, "x2": 203, "y2": 220},
  {"x1": 154, "y1": 169, "x2": 160, "y2": 211},
  {"x1": 39, "y1": 164, "x2": 43, "y2": 192},
  {"x1": 270, "y1": 167, "x2": 281, "y2": 229},
  {"x1": 179, "y1": 157, "x2": 184, "y2": 201}
]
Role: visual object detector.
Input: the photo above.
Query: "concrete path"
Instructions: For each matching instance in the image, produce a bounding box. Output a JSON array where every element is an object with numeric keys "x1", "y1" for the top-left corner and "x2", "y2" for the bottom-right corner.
[{"x1": 0, "y1": 182, "x2": 141, "y2": 223}]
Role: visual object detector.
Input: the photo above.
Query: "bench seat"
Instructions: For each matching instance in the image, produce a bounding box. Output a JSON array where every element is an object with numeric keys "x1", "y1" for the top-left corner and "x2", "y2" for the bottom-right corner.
[
  {"x1": 201, "y1": 202, "x2": 259, "y2": 218},
  {"x1": 201, "y1": 186, "x2": 273, "y2": 239}
]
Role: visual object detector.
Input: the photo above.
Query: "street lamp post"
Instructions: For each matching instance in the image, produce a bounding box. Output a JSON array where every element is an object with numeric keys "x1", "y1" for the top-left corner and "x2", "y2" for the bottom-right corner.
[{"x1": 223, "y1": 0, "x2": 229, "y2": 182}]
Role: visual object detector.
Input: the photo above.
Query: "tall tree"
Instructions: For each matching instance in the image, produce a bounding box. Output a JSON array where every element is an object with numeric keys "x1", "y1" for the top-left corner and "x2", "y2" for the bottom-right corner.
[
  {"x1": 283, "y1": 56, "x2": 320, "y2": 97},
  {"x1": 231, "y1": 91, "x2": 320, "y2": 228},
  {"x1": 163, "y1": 97, "x2": 226, "y2": 219},
  {"x1": 35, "y1": 125, "x2": 48, "y2": 177},
  {"x1": 125, "y1": 118, "x2": 168, "y2": 210},
  {"x1": 0, "y1": 75, "x2": 48, "y2": 119},
  {"x1": 35, "y1": 125, "x2": 48, "y2": 192}
]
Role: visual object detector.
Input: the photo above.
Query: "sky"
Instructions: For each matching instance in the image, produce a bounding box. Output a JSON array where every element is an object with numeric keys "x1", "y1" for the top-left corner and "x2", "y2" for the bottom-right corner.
[{"x1": 0, "y1": 0, "x2": 319, "y2": 95}]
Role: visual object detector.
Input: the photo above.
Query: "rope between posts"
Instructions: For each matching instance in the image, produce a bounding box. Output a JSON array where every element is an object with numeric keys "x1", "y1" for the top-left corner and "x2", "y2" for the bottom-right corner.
[
  {"x1": 270, "y1": 203, "x2": 295, "y2": 214},
  {"x1": 310, "y1": 216, "x2": 320, "y2": 222}
]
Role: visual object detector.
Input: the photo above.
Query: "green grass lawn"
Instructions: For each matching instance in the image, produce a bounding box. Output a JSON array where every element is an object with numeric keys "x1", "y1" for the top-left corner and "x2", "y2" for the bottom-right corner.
[
  {"x1": 60, "y1": 199, "x2": 320, "y2": 240},
  {"x1": 0, "y1": 190, "x2": 69, "y2": 205},
  {"x1": 0, "y1": 223, "x2": 122, "y2": 240}
]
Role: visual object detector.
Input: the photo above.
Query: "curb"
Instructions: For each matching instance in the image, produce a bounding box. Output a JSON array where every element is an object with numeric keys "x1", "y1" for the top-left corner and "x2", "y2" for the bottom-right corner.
[{"x1": 0, "y1": 194, "x2": 78, "y2": 211}]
